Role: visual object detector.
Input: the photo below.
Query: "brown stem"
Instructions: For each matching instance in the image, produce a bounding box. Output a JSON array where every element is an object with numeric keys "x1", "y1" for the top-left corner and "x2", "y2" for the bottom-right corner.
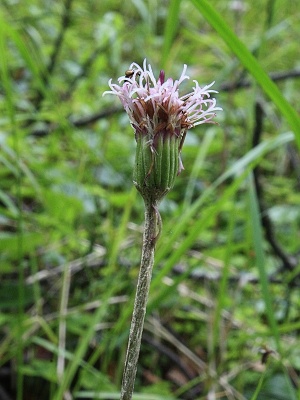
[{"x1": 120, "y1": 200, "x2": 159, "y2": 400}]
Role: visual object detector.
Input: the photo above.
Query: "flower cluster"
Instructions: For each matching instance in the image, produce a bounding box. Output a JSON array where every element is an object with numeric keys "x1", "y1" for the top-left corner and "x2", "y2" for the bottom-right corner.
[{"x1": 104, "y1": 60, "x2": 221, "y2": 202}]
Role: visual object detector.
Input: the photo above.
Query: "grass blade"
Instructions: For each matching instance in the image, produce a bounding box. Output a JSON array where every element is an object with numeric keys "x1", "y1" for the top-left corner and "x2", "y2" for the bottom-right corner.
[
  {"x1": 162, "y1": 0, "x2": 182, "y2": 67},
  {"x1": 189, "y1": 0, "x2": 300, "y2": 149}
]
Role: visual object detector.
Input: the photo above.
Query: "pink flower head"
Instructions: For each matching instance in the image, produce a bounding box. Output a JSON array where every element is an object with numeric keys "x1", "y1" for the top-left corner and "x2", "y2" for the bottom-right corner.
[{"x1": 104, "y1": 60, "x2": 221, "y2": 201}]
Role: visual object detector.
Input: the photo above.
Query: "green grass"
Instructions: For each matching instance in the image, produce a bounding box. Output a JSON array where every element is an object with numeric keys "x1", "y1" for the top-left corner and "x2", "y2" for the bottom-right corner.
[{"x1": 0, "y1": 0, "x2": 299, "y2": 399}]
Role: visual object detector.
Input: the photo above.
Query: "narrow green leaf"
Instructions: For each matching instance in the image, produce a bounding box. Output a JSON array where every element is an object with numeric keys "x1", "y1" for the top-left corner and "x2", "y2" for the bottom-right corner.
[
  {"x1": 162, "y1": 0, "x2": 182, "y2": 67},
  {"x1": 190, "y1": 0, "x2": 300, "y2": 149}
]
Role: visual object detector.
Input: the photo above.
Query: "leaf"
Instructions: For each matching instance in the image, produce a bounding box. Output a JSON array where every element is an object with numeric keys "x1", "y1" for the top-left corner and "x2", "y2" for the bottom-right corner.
[
  {"x1": 190, "y1": 0, "x2": 300, "y2": 149},
  {"x1": 20, "y1": 359, "x2": 57, "y2": 383}
]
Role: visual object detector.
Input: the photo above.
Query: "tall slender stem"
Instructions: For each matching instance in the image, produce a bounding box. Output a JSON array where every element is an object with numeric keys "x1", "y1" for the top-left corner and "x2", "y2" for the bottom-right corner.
[{"x1": 120, "y1": 199, "x2": 159, "y2": 400}]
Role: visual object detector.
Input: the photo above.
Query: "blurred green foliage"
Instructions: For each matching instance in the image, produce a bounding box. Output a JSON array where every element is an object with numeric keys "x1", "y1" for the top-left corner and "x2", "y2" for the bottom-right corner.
[{"x1": 0, "y1": 0, "x2": 300, "y2": 399}]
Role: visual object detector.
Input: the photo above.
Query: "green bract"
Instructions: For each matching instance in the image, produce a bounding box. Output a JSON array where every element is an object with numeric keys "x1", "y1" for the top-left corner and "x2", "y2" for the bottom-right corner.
[{"x1": 133, "y1": 134, "x2": 180, "y2": 202}]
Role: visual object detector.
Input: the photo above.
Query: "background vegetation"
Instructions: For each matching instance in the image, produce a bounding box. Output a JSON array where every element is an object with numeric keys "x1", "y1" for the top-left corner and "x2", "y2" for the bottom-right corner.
[{"x1": 0, "y1": 0, "x2": 300, "y2": 399}]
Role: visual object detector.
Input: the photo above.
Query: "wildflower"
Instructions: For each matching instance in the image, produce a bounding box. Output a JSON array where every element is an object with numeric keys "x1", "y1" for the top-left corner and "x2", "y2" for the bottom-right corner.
[
  {"x1": 104, "y1": 60, "x2": 221, "y2": 203},
  {"x1": 104, "y1": 60, "x2": 222, "y2": 400}
]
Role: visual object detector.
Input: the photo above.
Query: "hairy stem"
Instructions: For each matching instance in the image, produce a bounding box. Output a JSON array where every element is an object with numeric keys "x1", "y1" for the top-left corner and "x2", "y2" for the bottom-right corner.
[{"x1": 120, "y1": 199, "x2": 159, "y2": 400}]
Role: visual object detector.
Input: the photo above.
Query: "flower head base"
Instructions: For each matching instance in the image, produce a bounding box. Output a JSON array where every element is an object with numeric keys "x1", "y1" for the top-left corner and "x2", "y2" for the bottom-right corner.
[{"x1": 104, "y1": 60, "x2": 221, "y2": 203}]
